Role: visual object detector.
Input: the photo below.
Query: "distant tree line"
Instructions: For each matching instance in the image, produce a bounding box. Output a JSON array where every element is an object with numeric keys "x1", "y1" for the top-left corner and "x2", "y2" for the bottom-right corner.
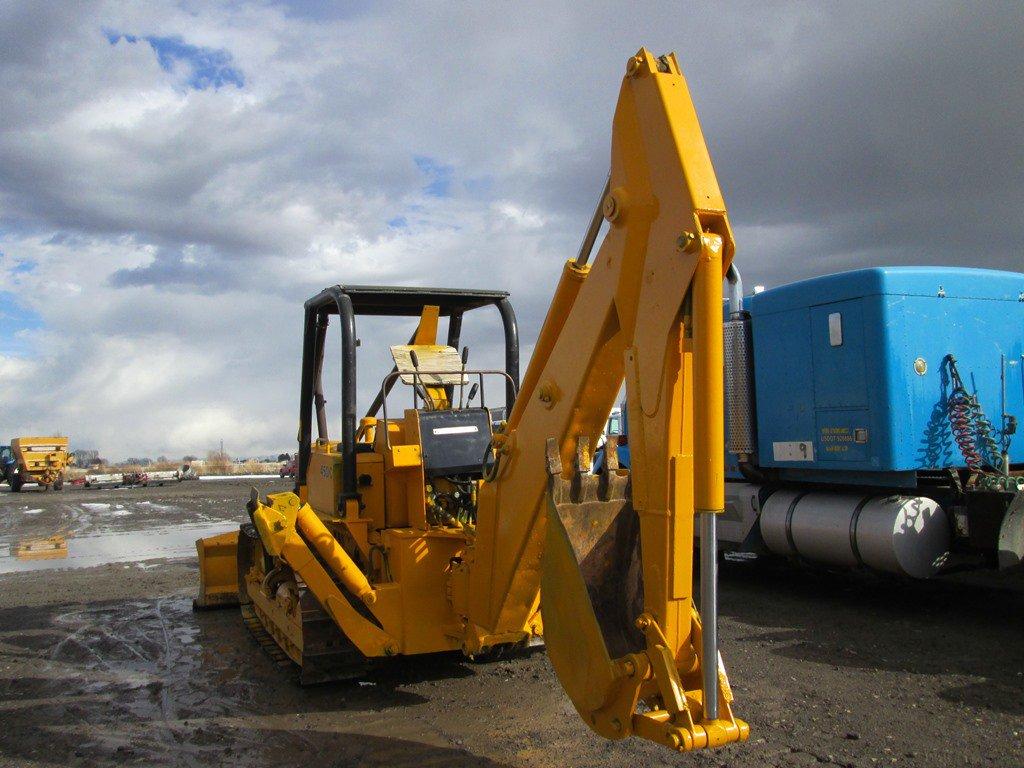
[{"x1": 70, "y1": 449, "x2": 291, "y2": 469}]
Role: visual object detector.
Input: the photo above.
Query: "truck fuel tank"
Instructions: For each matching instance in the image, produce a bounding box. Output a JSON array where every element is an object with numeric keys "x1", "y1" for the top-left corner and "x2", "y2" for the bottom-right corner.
[{"x1": 759, "y1": 490, "x2": 950, "y2": 578}]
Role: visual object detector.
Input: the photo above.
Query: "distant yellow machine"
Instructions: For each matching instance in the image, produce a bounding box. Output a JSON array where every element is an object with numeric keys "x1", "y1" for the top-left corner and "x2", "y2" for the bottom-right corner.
[
  {"x1": 197, "y1": 48, "x2": 748, "y2": 754},
  {"x1": 1, "y1": 437, "x2": 73, "y2": 492}
]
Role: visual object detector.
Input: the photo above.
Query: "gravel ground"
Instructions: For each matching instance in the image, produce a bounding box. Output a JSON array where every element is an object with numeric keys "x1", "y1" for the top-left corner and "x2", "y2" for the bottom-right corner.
[{"x1": 0, "y1": 481, "x2": 1021, "y2": 768}]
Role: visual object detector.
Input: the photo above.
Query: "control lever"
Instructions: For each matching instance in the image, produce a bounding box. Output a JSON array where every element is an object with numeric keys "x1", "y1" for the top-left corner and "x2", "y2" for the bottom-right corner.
[
  {"x1": 409, "y1": 350, "x2": 432, "y2": 410},
  {"x1": 459, "y1": 346, "x2": 470, "y2": 408}
]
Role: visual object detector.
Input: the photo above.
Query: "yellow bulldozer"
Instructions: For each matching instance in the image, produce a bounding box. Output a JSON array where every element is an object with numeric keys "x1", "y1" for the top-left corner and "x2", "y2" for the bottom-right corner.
[
  {"x1": 196, "y1": 48, "x2": 749, "y2": 754},
  {"x1": 1, "y1": 436, "x2": 73, "y2": 492}
]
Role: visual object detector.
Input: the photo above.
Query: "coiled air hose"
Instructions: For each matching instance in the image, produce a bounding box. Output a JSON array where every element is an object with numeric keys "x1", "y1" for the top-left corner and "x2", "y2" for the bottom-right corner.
[{"x1": 946, "y1": 355, "x2": 1007, "y2": 476}]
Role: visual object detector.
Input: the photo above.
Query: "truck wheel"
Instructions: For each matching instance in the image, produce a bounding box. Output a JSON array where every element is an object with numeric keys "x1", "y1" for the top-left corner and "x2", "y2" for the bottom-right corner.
[
  {"x1": 10, "y1": 477, "x2": 23, "y2": 493},
  {"x1": 53, "y1": 475, "x2": 64, "y2": 491}
]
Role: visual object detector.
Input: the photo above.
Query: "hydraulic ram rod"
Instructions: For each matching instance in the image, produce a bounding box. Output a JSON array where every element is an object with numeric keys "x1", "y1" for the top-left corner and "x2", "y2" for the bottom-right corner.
[
  {"x1": 574, "y1": 177, "x2": 611, "y2": 267},
  {"x1": 693, "y1": 234, "x2": 726, "y2": 722},
  {"x1": 700, "y1": 511, "x2": 719, "y2": 719}
]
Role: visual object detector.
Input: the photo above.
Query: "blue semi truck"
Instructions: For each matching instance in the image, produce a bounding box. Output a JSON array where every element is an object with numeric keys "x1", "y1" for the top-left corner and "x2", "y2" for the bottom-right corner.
[{"x1": 598, "y1": 266, "x2": 1023, "y2": 578}]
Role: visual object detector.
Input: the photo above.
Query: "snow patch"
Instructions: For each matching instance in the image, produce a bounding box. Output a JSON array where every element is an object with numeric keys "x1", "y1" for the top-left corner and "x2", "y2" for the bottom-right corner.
[
  {"x1": 200, "y1": 474, "x2": 279, "y2": 481},
  {"x1": 136, "y1": 501, "x2": 180, "y2": 512}
]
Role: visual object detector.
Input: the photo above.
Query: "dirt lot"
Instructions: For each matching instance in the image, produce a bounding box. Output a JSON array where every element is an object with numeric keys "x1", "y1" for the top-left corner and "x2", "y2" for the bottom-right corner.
[{"x1": 0, "y1": 480, "x2": 1021, "y2": 768}]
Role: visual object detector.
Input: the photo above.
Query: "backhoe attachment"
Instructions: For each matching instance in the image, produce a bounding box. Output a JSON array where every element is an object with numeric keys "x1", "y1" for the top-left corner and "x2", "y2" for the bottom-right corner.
[{"x1": 523, "y1": 48, "x2": 748, "y2": 753}]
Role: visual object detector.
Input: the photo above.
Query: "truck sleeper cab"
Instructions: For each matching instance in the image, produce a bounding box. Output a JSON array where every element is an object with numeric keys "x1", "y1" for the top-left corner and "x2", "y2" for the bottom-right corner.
[{"x1": 599, "y1": 266, "x2": 1024, "y2": 577}]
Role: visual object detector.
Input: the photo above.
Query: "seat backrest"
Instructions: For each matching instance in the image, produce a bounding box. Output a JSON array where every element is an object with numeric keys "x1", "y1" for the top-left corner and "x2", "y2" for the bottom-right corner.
[{"x1": 390, "y1": 344, "x2": 467, "y2": 386}]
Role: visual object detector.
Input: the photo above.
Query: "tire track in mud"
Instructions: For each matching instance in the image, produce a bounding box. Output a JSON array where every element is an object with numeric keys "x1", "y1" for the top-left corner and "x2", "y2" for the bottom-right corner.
[
  {"x1": 0, "y1": 592, "x2": 524, "y2": 767},
  {"x1": 3, "y1": 597, "x2": 233, "y2": 764}
]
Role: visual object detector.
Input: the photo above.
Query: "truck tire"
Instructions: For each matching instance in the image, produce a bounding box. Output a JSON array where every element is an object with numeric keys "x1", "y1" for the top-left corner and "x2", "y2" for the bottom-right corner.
[
  {"x1": 53, "y1": 475, "x2": 64, "y2": 491},
  {"x1": 10, "y1": 476, "x2": 23, "y2": 493}
]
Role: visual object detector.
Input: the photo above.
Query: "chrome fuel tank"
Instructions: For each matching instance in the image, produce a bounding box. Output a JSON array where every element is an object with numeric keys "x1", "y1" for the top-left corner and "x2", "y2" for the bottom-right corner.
[{"x1": 759, "y1": 490, "x2": 950, "y2": 578}]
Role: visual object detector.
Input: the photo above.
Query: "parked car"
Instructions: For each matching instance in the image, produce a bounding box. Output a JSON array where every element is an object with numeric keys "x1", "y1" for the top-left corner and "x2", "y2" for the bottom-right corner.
[{"x1": 279, "y1": 458, "x2": 297, "y2": 478}]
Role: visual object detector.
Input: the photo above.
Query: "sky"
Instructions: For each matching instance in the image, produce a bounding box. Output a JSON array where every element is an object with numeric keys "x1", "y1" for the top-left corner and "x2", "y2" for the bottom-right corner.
[{"x1": 0, "y1": 1, "x2": 1021, "y2": 460}]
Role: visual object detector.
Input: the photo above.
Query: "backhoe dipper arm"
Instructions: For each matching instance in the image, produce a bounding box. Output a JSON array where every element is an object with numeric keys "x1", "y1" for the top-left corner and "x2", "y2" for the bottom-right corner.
[{"x1": 465, "y1": 49, "x2": 747, "y2": 752}]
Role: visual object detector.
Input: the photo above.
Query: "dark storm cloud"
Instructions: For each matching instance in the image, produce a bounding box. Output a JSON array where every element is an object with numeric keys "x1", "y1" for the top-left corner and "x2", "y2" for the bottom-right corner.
[
  {"x1": 695, "y1": 2, "x2": 1024, "y2": 285},
  {"x1": 0, "y1": 0, "x2": 1020, "y2": 457}
]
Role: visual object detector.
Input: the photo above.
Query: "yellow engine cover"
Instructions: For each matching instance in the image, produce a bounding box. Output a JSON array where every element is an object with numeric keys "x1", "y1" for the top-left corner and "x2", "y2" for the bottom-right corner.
[{"x1": 307, "y1": 442, "x2": 343, "y2": 515}]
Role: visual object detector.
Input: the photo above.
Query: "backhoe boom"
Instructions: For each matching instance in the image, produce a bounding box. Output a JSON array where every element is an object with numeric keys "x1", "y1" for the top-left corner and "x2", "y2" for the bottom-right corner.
[{"x1": 466, "y1": 48, "x2": 747, "y2": 751}]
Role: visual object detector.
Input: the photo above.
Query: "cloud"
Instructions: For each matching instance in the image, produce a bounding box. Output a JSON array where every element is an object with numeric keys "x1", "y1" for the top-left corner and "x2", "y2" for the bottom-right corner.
[{"x1": 0, "y1": 0, "x2": 1021, "y2": 459}]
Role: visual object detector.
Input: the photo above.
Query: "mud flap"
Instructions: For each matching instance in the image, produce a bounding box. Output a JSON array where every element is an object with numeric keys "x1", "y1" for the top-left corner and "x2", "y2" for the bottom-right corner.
[{"x1": 997, "y1": 490, "x2": 1024, "y2": 571}]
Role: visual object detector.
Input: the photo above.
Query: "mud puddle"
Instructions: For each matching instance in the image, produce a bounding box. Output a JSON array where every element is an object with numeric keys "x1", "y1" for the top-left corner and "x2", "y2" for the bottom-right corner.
[{"x1": 0, "y1": 521, "x2": 239, "y2": 574}]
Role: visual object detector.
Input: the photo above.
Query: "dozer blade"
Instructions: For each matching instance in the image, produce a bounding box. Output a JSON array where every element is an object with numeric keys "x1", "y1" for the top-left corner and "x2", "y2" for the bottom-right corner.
[
  {"x1": 193, "y1": 530, "x2": 241, "y2": 610},
  {"x1": 997, "y1": 489, "x2": 1024, "y2": 571},
  {"x1": 541, "y1": 439, "x2": 748, "y2": 753}
]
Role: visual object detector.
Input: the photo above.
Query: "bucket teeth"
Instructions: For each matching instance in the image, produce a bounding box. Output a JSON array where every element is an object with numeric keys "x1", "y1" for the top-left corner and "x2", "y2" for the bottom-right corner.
[
  {"x1": 574, "y1": 436, "x2": 592, "y2": 475},
  {"x1": 545, "y1": 438, "x2": 564, "y2": 477},
  {"x1": 604, "y1": 439, "x2": 620, "y2": 471},
  {"x1": 545, "y1": 437, "x2": 630, "y2": 505}
]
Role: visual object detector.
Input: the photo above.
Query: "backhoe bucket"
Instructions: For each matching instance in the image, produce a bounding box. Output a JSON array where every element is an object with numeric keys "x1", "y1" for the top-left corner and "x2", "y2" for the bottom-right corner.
[
  {"x1": 541, "y1": 440, "x2": 644, "y2": 736},
  {"x1": 541, "y1": 439, "x2": 748, "y2": 752},
  {"x1": 193, "y1": 530, "x2": 241, "y2": 610}
]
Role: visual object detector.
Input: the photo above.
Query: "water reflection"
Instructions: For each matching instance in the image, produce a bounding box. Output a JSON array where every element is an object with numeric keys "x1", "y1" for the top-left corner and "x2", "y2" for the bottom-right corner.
[
  {"x1": 15, "y1": 535, "x2": 68, "y2": 561},
  {"x1": 0, "y1": 522, "x2": 239, "y2": 573}
]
